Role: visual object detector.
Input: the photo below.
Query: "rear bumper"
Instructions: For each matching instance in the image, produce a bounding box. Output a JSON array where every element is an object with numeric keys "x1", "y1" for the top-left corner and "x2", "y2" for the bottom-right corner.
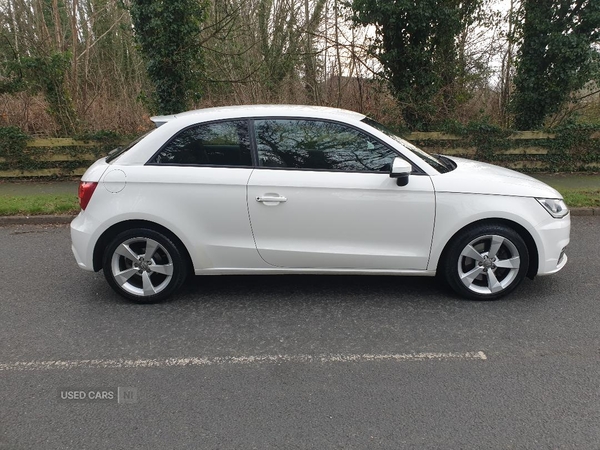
[{"x1": 70, "y1": 213, "x2": 96, "y2": 271}]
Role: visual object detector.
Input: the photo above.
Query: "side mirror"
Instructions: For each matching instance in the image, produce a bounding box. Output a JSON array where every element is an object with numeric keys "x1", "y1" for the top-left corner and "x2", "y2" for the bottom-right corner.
[{"x1": 389, "y1": 157, "x2": 412, "y2": 186}]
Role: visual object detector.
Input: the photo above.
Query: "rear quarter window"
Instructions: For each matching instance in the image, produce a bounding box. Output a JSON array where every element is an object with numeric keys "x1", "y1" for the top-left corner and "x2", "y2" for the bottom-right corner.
[
  {"x1": 106, "y1": 131, "x2": 153, "y2": 163},
  {"x1": 149, "y1": 120, "x2": 252, "y2": 167}
]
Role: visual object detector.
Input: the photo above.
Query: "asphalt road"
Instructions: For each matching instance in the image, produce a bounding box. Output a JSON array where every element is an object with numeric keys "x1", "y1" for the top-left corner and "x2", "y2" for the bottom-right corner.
[{"x1": 1, "y1": 217, "x2": 599, "y2": 449}]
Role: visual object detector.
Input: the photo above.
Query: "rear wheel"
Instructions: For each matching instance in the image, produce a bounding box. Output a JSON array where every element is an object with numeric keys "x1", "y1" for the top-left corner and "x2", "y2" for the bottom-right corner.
[
  {"x1": 443, "y1": 224, "x2": 529, "y2": 300},
  {"x1": 103, "y1": 228, "x2": 188, "y2": 303}
]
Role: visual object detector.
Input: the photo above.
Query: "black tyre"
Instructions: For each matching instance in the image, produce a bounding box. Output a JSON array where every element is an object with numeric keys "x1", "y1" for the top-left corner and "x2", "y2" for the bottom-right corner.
[
  {"x1": 103, "y1": 228, "x2": 188, "y2": 303},
  {"x1": 442, "y1": 224, "x2": 529, "y2": 301}
]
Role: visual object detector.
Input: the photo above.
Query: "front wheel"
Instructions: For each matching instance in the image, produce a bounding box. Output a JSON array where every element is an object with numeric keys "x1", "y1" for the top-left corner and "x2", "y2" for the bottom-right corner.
[
  {"x1": 103, "y1": 228, "x2": 188, "y2": 303},
  {"x1": 442, "y1": 224, "x2": 529, "y2": 301}
]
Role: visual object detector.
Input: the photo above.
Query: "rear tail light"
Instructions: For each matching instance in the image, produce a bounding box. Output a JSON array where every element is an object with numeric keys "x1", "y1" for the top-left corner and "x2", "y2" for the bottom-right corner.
[{"x1": 78, "y1": 181, "x2": 98, "y2": 210}]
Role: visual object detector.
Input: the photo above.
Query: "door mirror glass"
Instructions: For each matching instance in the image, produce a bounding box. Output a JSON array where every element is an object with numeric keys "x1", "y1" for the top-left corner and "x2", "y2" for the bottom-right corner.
[{"x1": 390, "y1": 157, "x2": 412, "y2": 186}]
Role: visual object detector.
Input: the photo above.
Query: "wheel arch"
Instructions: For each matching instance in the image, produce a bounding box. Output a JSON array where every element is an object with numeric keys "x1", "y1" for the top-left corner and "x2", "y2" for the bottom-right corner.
[
  {"x1": 92, "y1": 220, "x2": 194, "y2": 274},
  {"x1": 436, "y1": 218, "x2": 539, "y2": 280}
]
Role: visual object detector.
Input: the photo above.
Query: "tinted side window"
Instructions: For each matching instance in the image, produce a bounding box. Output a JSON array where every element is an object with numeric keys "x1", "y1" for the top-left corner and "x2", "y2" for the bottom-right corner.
[
  {"x1": 152, "y1": 120, "x2": 252, "y2": 166},
  {"x1": 254, "y1": 119, "x2": 398, "y2": 172}
]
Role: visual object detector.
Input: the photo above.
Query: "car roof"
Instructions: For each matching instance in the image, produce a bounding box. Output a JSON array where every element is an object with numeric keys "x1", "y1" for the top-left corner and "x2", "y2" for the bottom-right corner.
[{"x1": 151, "y1": 104, "x2": 366, "y2": 127}]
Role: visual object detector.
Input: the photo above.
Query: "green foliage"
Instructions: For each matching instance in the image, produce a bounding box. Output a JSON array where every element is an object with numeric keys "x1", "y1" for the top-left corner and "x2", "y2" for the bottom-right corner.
[
  {"x1": 0, "y1": 126, "x2": 34, "y2": 170},
  {"x1": 23, "y1": 53, "x2": 77, "y2": 135},
  {"x1": 74, "y1": 130, "x2": 123, "y2": 145},
  {"x1": 1, "y1": 123, "x2": 600, "y2": 177},
  {"x1": 0, "y1": 0, "x2": 80, "y2": 134},
  {"x1": 407, "y1": 122, "x2": 600, "y2": 172},
  {"x1": 0, "y1": 126, "x2": 30, "y2": 158},
  {"x1": 130, "y1": 0, "x2": 208, "y2": 115},
  {"x1": 546, "y1": 123, "x2": 600, "y2": 171},
  {"x1": 0, "y1": 127, "x2": 132, "y2": 175},
  {"x1": 1, "y1": 52, "x2": 78, "y2": 135},
  {"x1": 511, "y1": 0, "x2": 600, "y2": 130},
  {"x1": 463, "y1": 120, "x2": 513, "y2": 160},
  {"x1": 351, "y1": 0, "x2": 481, "y2": 130},
  {"x1": 0, "y1": 57, "x2": 27, "y2": 94}
]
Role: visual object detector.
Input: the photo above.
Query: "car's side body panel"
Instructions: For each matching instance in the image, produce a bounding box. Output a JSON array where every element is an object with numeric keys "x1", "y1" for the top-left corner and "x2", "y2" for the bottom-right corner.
[
  {"x1": 247, "y1": 169, "x2": 435, "y2": 270},
  {"x1": 71, "y1": 164, "x2": 267, "y2": 272}
]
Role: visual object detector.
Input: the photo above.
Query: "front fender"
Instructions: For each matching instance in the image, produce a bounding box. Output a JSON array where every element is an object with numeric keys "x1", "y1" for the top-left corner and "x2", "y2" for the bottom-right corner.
[{"x1": 428, "y1": 194, "x2": 550, "y2": 273}]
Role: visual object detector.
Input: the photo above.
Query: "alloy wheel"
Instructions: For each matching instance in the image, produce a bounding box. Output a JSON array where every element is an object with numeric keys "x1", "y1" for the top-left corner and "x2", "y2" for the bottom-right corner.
[
  {"x1": 457, "y1": 234, "x2": 521, "y2": 295},
  {"x1": 110, "y1": 237, "x2": 174, "y2": 297}
]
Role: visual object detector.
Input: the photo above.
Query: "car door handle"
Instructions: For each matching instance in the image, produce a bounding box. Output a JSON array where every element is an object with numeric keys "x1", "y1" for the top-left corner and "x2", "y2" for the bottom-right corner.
[{"x1": 256, "y1": 195, "x2": 287, "y2": 203}]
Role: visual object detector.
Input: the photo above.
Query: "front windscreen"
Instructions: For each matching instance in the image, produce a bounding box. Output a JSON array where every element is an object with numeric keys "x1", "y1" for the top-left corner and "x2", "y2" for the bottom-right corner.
[{"x1": 362, "y1": 118, "x2": 454, "y2": 173}]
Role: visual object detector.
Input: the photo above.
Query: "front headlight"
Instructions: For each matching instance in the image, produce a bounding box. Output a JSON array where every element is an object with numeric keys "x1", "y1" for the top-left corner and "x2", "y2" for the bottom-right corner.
[{"x1": 536, "y1": 198, "x2": 569, "y2": 218}]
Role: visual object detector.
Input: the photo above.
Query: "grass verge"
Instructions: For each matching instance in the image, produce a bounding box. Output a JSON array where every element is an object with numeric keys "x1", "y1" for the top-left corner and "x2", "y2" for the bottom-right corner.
[
  {"x1": 561, "y1": 189, "x2": 600, "y2": 208},
  {"x1": 0, "y1": 194, "x2": 78, "y2": 216},
  {"x1": 0, "y1": 187, "x2": 598, "y2": 216}
]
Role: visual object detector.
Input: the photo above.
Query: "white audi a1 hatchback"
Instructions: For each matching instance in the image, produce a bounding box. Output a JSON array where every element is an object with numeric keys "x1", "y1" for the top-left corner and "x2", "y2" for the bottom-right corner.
[{"x1": 70, "y1": 105, "x2": 570, "y2": 303}]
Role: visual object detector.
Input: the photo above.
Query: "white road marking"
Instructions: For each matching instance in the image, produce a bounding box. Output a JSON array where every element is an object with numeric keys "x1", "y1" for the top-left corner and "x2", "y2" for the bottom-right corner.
[{"x1": 0, "y1": 351, "x2": 487, "y2": 372}]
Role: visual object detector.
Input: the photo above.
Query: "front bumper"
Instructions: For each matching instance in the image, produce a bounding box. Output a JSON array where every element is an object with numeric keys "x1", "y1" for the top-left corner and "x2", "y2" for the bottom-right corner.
[{"x1": 535, "y1": 213, "x2": 570, "y2": 276}]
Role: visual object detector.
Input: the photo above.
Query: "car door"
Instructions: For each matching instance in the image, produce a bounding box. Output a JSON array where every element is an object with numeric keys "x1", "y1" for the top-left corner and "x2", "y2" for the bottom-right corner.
[{"x1": 247, "y1": 118, "x2": 435, "y2": 270}]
